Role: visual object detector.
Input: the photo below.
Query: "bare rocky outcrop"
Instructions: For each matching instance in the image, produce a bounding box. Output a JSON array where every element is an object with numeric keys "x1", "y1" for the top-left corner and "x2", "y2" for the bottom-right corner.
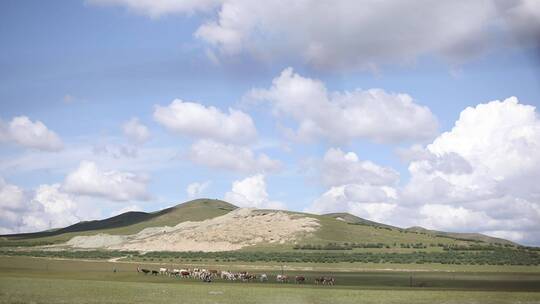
[{"x1": 65, "y1": 208, "x2": 320, "y2": 252}]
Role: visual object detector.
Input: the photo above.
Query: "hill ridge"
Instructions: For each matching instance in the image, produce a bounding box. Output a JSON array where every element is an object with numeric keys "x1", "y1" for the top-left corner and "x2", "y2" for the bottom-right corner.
[{"x1": 1, "y1": 199, "x2": 517, "y2": 248}]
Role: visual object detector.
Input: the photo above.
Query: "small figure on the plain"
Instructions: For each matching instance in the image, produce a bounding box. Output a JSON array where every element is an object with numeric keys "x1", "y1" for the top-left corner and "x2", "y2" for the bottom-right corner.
[
  {"x1": 276, "y1": 274, "x2": 289, "y2": 283},
  {"x1": 137, "y1": 266, "x2": 150, "y2": 275},
  {"x1": 295, "y1": 275, "x2": 305, "y2": 284},
  {"x1": 159, "y1": 267, "x2": 168, "y2": 275}
]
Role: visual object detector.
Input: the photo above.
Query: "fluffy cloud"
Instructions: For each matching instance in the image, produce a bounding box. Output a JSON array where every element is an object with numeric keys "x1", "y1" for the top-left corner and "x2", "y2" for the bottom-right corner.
[
  {"x1": 248, "y1": 68, "x2": 438, "y2": 143},
  {"x1": 0, "y1": 180, "x2": 84, "y2": 234},
  {"x1": 401, "y1": 97, "x2": 540, "y2": 244},
  {"x1": 224, "y1": 174, "x2": 285, "y2": 209},
  {"x1": 186, "y1": 181, "x2": 211, "y2": 198},
  {"x1": 307, "y1": 185, "x2": 397, "y2": 223},
  {"x1": 189, "y1": 139, "x2": 281, "y2": 173},
  {"x1": 123, "y1": 117, "x2": 150, "y2": 144},
  {"x1": 154, "y1": 99, "x2": 257, "y2": 144},
  {"x1": 0, "y1": 178, "x2": 25, "y2": 211},
  {"x1": 89, "y1": 0, "x2": 540, "y2": 70},
  {"x1": 63, "y1": 161, "x2": 150, "y2": 201},
  {"x1": 306, "y1": 148, "x2": 399, "y2": 223},
  {"x1": 319, "y1": 148, "x2": 399, "y2": 187},
  {"x1": 0, "y1": 116, "x2": 63, "y2": 151}
]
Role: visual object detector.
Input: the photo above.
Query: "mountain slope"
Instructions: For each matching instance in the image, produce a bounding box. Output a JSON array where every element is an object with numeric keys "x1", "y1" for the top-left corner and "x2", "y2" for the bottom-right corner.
[
  {"x1": 1, "y1": 200, "x2": 517, "y2": 250},
  {"x1": 2, "y1": 199, "x2": 236, "y2": 244},
  {"x1": 405, "y1": 226, "x2": 514, "y2": 245},
  {"x1": 322, "y1": 212, "x2": 513, "y2": 245}
]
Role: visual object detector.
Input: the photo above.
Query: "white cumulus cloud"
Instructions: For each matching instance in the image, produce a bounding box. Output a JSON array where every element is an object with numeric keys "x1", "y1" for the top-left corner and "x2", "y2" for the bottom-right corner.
[
  {"x1": 224, "y1": 174, "x2": 285, "y2": 209},
  {"x1": 89, "y1": 0, "x2": 540, "y2": 70},
  {"x1": 248, "y1": 68, "x2": 438, "y2": 143},
  {"x1": 0, "y1": 181, "x2": 84, "y2": 234},
  {"x1": 319, "y1": 148, "x2": 399, "y2": 187},
  {"x1": 307, "y1": 185, "x2": 397, "y2": 224},
  {"x1": 154, "y1": 99, "x2": 257, "y2": 144},
  {"x1": 63, "y1": 161, "x2": 150, "y2": 201},
  {"x1": 401, "y1": 97, "x2": 540, "y2": 244},
  {"x1": 123, "y1": 117, "x2": 150, "y2": 144},
  {"x1": 305, "y1": 148, "x2": 399, "y2": 223},
  {"x1": 189, "y1": 139, "x2": 281, "y2": 173},
  {"x1": 0, "y1": 116, "x2": 63, "y2": 151}
]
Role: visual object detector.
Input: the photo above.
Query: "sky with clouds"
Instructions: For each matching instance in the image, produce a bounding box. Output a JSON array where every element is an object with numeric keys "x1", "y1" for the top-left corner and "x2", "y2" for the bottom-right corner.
[{"x1": 1, "y1": 0, "x2": 540, "y2": 245}]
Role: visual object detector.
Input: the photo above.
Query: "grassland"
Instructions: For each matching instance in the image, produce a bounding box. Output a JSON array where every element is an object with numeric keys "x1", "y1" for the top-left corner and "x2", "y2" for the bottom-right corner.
[
  {"x1": 1, "y1": 256, "x2": 540, "y2": 303},
  {"x1": 0, "y1": 199, "x2": 236, "y2": 246},
  {"x1": 0, "y1": 199, "x2": 518, "y2": 252}
]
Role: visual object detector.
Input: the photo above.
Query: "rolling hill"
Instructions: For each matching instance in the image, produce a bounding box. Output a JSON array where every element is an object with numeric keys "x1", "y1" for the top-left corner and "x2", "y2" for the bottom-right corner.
[{"x1": 0, "y1": 198, "x2": 516, "y2": 251}]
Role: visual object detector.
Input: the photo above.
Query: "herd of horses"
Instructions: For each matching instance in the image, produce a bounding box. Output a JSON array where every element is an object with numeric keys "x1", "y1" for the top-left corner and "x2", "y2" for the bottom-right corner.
[{"x1": 136, "y1": 266, "x2": 336, "y2": 285}]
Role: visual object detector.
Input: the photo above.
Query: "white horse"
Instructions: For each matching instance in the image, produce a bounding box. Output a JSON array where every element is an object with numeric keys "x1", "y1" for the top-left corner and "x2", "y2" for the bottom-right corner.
[
  {"x1": 159, "y1": 268, "x2": 168, "y2": 275},
  {"x1": 276, "y1": 274, "x2": 289, "y2": 283},
  {"x1": 260, "y1": 273, "x2": 268, "y2": 282}
]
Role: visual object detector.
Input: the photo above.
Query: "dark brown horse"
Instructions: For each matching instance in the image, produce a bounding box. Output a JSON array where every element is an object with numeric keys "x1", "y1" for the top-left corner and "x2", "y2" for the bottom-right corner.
[
  {"x1": 295, "y1": 276, "x2": 306, "y2": 284},
  {"x1": 137, "y1": 266, "x2": 150, "y2": 275}
]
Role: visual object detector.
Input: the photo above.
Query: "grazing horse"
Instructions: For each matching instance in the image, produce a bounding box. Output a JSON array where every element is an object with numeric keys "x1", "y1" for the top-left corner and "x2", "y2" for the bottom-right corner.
[
  {"x1": 180, "y1": 270, "x2": 190, "y2": 278},
  {"x1": 314, "y1": 277, "x2": 324, "y2": 285},
  {"x1": 137, "y1": 266, "x2": 151, "y2": 275},
  {"x1": 159, "y1": 268, "x2": 168, "y2": 275},
  {"x1": 170, "y1": 269, "x2": 180, "y2": 277},
  {"x1": 323, "y1": 277, "x2": 335, "y2": 285},
  {"x1": 200, "y1": 271, "x2": 213, "y2": 282},
  {"x1": 295, "y1": 276, "x2": 306, "y2": 284},
  {"x1": 244, "y1": 273, "x2": 257, "y2": 282},
  {"x1": 151, "y1": 270, "x2": 159, "y2": 276},
  {"x1": 259, "y1": 273, "x2": 268, "y2": 282},
  {"x1": 276, "y1": 274, "x2": 289, "y2": 283},
  {"x1": 221, "y1": 271, "x2": 235, "y2": 281}
]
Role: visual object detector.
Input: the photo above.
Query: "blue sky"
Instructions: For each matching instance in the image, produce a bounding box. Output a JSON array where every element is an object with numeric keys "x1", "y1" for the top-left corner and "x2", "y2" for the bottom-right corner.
[{"x1": 1, "y1": 1, "x2": 540, "y2": 245}]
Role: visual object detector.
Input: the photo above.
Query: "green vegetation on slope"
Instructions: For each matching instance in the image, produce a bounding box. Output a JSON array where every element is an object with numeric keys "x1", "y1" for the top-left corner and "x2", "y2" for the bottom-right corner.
[
  {"x1": 0, "y1": 199, "x2": 236, "y2": 246},
  {"x1": 0, "y1": 199, "x2": 532, "y2": 257}
]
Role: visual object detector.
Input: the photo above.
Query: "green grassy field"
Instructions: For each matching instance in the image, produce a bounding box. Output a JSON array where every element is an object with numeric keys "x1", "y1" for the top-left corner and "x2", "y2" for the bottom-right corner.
[{"x1": 1, "y1": 256, "x2": 539, "y2": 303}]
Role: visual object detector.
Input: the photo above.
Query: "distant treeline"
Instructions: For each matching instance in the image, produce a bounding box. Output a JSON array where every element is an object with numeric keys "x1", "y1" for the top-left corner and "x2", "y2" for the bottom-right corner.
[
  {"x1": 2, "y1": 247, "x2": 539, "y2": 266},
  {"x1": 291, "y1": 242, "x2": 517, "y2": 251}
]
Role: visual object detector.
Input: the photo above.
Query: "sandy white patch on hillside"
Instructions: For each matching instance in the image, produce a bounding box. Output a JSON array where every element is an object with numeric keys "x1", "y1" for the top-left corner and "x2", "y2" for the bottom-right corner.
[
  {"x1": 66, "y1": 234, "x2": 126, "y2": 248},
  {"x1": 65, "y1": 208, "x2": 320, "y2": 252}
]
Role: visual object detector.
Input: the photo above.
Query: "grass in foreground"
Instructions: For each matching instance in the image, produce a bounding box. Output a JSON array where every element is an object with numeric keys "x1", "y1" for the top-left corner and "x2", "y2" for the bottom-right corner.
[{"x1": 1, "y1": 276, "x2": 540, "y2": 304}]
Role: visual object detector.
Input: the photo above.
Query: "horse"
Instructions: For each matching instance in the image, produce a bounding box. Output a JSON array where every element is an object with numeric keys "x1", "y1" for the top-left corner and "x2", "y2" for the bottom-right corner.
[
  {"x1": 314, "y1": 277, "x2": 324, "y2": 285},
  {"x1": 170, "y1": 269, "x2": 180, "y2": 277},
  {"x1": 323, "y1": 277, "x2": 335, "y2": 285},
  {"x1": 137, "y1": 266, "x2": 150, "y2": 275},
  {"x1": 244, "y1": 273, "x2": 257, "y2": 282},
  {"x1": 200, "y1": 271, "x2": 213, "y2": 282},
  {"x1": 276, "y1": 274, "x2": 289, "y2": 283},
  {"x1": 151, "y1": 270, "x2": 159, "y2": 276},
  {"x1": 159, "y1": 268, "x2": 168, "y2": 275},
  {"x1": 180, "y1": 270, "x2": 190, "y2": 278},
  {"x1": 295, "y1": 276, "x2": 306, "y2": 284},
  {"x1": 259, "y1": 273, "x2": 268, "y2": 282}
]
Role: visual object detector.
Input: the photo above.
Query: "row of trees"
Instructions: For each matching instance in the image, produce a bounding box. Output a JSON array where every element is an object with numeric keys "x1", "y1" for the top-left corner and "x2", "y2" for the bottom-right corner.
[{"x1": 4, "y1": 247, "x2": 537, "y2": 265}]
